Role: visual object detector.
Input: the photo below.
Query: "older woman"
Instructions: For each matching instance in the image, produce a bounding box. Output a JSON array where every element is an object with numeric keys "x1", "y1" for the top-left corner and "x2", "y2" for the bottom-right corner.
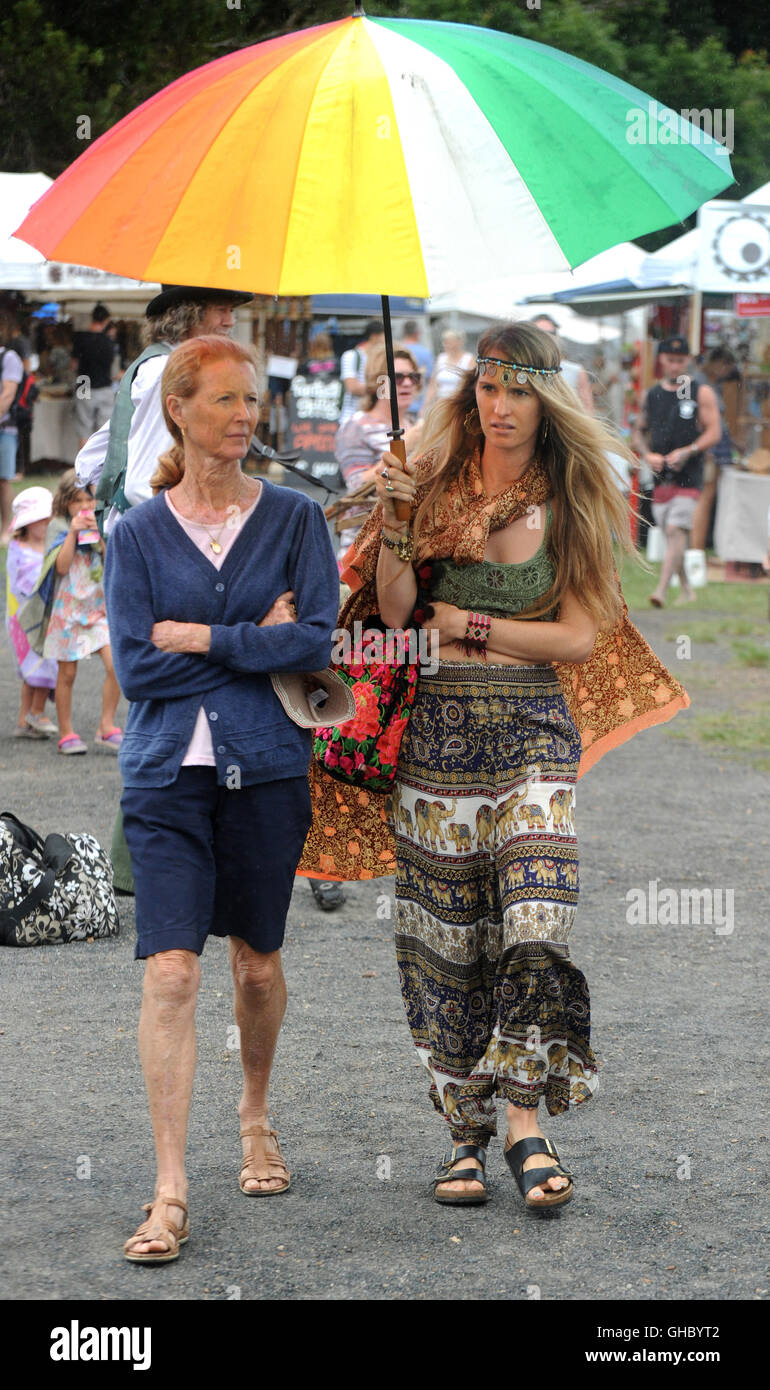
[
  {"x1": 104, "y1": 335, "x2": 339, "y2": 1262},
  {"x1": 301, "y1": 322, "x2": 689, "y2": 1213}
]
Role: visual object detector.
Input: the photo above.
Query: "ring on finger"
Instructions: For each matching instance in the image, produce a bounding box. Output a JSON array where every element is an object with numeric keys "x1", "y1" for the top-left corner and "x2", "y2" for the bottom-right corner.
[
  {"x1": 385, "y1": 481, "x2": 395, "y2": 492},
  {"x1": 381, "y1": 467, "x2": 390, "y2": 480}
]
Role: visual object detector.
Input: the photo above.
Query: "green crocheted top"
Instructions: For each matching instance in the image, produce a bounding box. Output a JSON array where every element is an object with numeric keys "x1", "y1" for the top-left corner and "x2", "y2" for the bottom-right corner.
[{"x1": 430, "y1": 500, "x2": 556, "y2": 620}]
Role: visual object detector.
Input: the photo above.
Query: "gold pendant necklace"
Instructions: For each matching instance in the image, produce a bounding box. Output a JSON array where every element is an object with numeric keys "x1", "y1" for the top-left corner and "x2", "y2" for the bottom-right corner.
[{"x1": 180, "y1": 478, "x2": 245, "y2": 553}]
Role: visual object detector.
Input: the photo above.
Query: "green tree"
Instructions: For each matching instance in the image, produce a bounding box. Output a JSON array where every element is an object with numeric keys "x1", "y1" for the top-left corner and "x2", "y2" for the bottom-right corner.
[
  {"x1": 0, "y1": 0, "x2": 110, "y2": 173},
  {"x1": 3, "y1": 0, "x2": 769, "y2": 255}
]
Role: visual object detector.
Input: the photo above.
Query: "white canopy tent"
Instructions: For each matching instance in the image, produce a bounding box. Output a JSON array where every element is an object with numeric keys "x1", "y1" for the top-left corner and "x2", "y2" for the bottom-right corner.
[
  {"x1": 0, "y1": 172, "x2": 158, "y2": 310},
  {"x1": 427, "y1": 241, "x2": 648, "y2": 343},
  {"x1": 0, "y1": 172, "x2": 160, "y2": 463},
  {"x1": 636, "y1": 179, "x2": 770, "y2": 290}
]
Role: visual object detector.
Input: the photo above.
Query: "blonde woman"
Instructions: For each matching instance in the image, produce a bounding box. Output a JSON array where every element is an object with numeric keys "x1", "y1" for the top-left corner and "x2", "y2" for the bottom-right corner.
[
  {"x1": 306, "y1": 322, "x2": 688, "y2": 1212},
  {"x1": 422, "y1": 330, "x2": 474, "y2": 411},
  {"x1": 104, "y1": 335, "x2": 339, "y2": 1261}
]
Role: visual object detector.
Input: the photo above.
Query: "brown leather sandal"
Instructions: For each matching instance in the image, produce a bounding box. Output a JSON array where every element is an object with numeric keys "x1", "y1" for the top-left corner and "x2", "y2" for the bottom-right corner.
[
  {"x1": 123, "y1": 1195, "x2": 189, "y2": 1263},
  {"x1": 239, "y1": 1124, "x2": 291, "y2": 1196}
]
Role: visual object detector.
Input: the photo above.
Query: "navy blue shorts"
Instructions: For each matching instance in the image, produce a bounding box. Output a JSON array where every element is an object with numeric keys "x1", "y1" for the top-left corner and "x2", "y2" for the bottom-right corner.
[{"x1": 121, "y1": 768, "x2": 313, "y2": 960}]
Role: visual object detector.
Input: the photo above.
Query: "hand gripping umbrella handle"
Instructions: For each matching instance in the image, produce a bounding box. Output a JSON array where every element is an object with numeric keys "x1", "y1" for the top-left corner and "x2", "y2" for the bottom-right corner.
[{"x1": 389, "y1": 434, "x2": 411, "y2": 523}]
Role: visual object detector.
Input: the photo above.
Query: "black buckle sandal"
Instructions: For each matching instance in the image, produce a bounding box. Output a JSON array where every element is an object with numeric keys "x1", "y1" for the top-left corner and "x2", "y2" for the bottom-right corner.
[
  {"x1": 432, "y1": 1144, "x2": 490, "y2": 1205},
  {"x1": 504, "y1": 1135, "x2": 573, "y2": 1210}
]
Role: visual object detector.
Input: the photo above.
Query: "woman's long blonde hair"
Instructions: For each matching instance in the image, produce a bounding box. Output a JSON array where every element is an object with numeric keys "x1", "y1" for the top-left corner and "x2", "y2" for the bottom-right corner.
[
  {"x1": 151, "y1": 335, "x2": 259, "y2": 492},
  {"x1": 414, "y1": 321, "x2": 639, "y2": 629}
]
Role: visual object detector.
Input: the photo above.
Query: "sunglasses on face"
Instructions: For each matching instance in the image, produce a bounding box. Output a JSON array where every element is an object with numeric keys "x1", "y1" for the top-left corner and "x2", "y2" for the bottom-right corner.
[{"x1": 394, "y1": 372, "x2": 420, "y2": 386}]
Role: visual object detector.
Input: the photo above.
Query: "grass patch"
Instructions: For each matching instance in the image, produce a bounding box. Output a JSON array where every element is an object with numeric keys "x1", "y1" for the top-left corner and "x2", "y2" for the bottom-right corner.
[
  {"x1": 731, "y1": 639, "x2": 770, "y2": 668},
  {"x1": 11, "y1": 471, "x2": 65, "y2": 499},
  {"x1": 663, "y1": 618, "x2": 767, "y2": 644},
  {"x1": 720, "y1": 618, "x2": 765, "y2": 636},
  {"x1": 689, "y1": 583, "x2": 769, "y2": 617},
  {"x1": 664, "y1": 622, "x2": 717, "y2": 643},
  {"x1": 617, "y1": 551, "x2": 769, "y2": 619},
  {"x1": 668, "y1": 707, "x2": 770, "y2": 754}
]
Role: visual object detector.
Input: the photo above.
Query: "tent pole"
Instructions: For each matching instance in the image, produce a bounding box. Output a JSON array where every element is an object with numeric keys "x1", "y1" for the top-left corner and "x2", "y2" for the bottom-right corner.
[{"x1": 688, "y1": 290, "x2": 702, "y2": 356}]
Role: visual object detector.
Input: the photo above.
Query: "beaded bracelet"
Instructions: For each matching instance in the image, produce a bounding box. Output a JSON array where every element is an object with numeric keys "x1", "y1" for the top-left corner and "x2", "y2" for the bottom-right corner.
[
  {"x1": 457, "y1": 610, "x2": 491, "y2": 660},
  {"x1": 381, "y1": 527, "x2": 414, "y2": 562}
]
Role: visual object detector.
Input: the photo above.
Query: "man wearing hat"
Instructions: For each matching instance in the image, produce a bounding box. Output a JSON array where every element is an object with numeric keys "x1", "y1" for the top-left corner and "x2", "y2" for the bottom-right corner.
[
  {"x1": 634, "y1": 336, "x2": 720, "y2": 606},
  {"x1": 76, "y1": 284, "x2": 254, "y2": 535}
]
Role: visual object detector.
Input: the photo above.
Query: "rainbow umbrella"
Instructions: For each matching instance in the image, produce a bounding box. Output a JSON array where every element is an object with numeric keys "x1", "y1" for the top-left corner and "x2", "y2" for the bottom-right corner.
[{"x1": 16, "y1": 8, "x2": 733, "y2": 445}]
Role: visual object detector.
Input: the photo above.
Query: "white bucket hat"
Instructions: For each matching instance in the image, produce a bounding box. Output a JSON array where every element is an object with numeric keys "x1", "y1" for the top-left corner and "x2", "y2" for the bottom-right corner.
[
  {"x1": 270, "y1": 670, "x2": 355, "y2": 729},
  {"x1": 11, "y1": 486, "x2": 53, "y2": 532}
]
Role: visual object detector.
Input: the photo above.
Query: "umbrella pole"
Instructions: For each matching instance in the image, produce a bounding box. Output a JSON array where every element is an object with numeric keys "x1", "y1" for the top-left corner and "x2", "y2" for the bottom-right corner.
[{"x1": 381, "y1": 294, "x2": 410, "y2": 523}]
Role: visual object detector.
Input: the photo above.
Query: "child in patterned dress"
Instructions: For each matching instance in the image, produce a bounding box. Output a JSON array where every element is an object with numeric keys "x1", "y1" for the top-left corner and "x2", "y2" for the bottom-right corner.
[
  {"x1": 5, "y1": 486, "x2": 58, "y2": 738},
  {"x1": 42, "y1": 470, "x2": 122, "y2": 755}
]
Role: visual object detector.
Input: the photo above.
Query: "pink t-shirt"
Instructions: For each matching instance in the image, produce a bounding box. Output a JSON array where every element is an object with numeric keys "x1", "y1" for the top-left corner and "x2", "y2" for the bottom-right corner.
[{"x1": 164, "y1": 486, "x2": 261, "y2": 764}]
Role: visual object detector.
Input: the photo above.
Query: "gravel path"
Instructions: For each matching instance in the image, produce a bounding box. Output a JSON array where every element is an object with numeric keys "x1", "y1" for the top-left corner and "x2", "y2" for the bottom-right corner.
[{"x1": 1, "y1": 608, "x2": 767, "y2": 1302}]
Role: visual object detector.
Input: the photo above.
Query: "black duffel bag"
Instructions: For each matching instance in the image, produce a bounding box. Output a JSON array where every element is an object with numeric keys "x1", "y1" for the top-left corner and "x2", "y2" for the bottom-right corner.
[{"x1": 0, "y1": 812, "x2": 119, "y2": 947}]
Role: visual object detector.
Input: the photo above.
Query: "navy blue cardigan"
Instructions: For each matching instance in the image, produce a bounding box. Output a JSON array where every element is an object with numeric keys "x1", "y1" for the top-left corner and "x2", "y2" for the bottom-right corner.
[{"x1": 103, "y1": 483, "x2": 340, "y2": 788}]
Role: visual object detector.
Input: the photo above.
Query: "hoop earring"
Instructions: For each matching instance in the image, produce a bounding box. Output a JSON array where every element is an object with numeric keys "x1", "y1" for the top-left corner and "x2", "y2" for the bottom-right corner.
[{"x1": 463, "y1": 407, "x2": 482, "y2": 436}]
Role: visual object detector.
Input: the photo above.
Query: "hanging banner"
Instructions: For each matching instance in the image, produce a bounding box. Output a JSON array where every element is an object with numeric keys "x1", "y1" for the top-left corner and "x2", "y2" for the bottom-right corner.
[{"x1": 735, "y1": 294, "x2": 770, "y2": 318}]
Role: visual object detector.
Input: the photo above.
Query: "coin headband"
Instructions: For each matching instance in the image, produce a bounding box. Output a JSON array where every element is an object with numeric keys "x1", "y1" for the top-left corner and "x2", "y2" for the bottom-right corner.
[{"x1": 476, "y1": 356, "x2": 563, "y2": 386}]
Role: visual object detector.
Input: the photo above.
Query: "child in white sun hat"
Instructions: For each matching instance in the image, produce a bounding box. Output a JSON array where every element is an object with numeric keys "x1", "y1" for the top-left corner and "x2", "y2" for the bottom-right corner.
[{"x1": 5, "y1": 486, "x2": 58, "y2": 737}]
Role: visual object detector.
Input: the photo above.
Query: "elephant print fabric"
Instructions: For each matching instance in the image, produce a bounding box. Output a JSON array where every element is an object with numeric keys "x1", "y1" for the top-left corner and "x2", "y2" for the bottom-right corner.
[{"x1": 393, "y1": 662, "x2": 598, "y2": 1143}]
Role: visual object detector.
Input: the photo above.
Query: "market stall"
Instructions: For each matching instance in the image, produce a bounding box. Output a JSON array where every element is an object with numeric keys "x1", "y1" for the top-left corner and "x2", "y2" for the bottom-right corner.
[{"x1": 30, "y1": 389, "x2": 81, "y2": 466}]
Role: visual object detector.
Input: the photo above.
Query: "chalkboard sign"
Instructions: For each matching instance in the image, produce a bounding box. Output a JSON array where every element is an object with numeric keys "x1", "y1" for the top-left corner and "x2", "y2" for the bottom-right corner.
[{"x1": 287, "y1": 373, "x2": 345, "y2": 487}]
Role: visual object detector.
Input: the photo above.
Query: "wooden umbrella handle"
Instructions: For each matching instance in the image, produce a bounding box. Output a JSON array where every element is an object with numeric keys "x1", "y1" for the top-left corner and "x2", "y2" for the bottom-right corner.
[{"x1": 389, "y1": 435, "x2": 412, "y2": 523}]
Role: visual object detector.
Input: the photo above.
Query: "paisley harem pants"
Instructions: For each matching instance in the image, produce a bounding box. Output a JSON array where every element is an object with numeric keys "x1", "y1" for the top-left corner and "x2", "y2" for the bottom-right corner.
[{"x1": 392, "y1": 662, "x2": 598, "y2": 1146}]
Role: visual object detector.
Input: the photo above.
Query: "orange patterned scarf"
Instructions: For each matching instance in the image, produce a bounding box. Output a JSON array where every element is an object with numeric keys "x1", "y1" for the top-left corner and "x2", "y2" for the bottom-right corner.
[{"x1": 299, "y1": 451, "x2": 689, "y2": 882}]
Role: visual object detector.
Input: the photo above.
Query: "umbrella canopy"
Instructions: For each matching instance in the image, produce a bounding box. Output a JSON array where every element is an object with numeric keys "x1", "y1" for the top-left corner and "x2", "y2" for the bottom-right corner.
[{"x1": 16, "y1": 15, "x2": 733, "y2": 299}]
